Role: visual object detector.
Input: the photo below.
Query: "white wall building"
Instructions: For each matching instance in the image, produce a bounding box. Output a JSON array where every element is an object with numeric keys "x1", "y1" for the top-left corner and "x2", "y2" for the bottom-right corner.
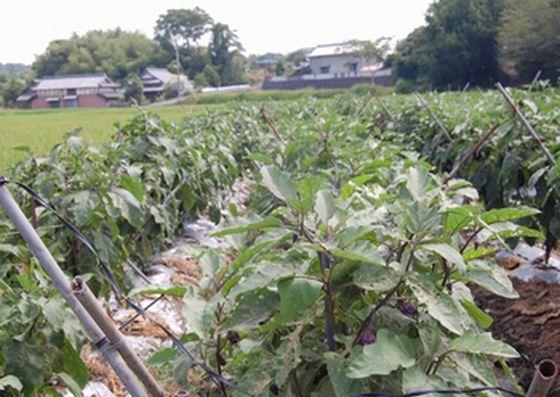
[{"x1": 307, "y1": 43, "x2": 375, "y2": 75}]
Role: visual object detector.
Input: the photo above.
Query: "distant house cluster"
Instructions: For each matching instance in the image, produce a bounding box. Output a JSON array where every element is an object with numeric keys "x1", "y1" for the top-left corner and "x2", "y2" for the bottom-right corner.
[
  {"x1": 263, "y1": 42, "x2": 393, "y2": 90},
  {"x1": 17, "y1": 68, "x2": 190, "y2": 109}
]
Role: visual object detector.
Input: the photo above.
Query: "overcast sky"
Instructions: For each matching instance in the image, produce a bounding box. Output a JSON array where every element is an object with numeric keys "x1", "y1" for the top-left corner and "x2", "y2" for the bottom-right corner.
[{"x1": 1, "y1": 1, "x2": 433, "y2": 64}]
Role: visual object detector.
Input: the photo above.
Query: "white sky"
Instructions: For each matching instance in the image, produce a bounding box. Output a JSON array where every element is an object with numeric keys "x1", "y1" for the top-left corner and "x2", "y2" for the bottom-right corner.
[{"x1": 1, "y1": 1, "x2": 433, "y2": 64}]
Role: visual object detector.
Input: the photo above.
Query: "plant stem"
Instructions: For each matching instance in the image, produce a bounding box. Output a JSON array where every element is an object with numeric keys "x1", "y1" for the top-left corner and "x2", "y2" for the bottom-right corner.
[{"x1": 353, "y1": 245, "x2": 416, "y2": 346}]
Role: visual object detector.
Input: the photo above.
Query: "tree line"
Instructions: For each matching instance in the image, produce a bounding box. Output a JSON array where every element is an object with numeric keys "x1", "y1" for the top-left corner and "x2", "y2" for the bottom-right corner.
[
  {"x1": 2, "y1": 1, "x2": 559, "y2": 106},
  {"x1": 389, "y1": 0, "x2": 560, "y2": 91},
  {"x1": 1, "y1": 8, "x2": 246, "y2": 106}
]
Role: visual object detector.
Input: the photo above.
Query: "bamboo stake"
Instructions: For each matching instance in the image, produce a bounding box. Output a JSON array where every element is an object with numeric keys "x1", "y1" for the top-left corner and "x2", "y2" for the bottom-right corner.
[
  {"x1": 526, "y1": 359, "x2": 558, "y2": 397},
  {"x1": 443, "y1": 123, "x2": 500, "y2": 184},
  {"x1": 415, "y1": 92, "x2": 453, "y2": 142},
  {"x1": 72, "y1": 277, "x2": 165, "y2": 397},
  {"x1": 496, "y1": 82, "x2": 557, "y2": 166},
  {"x1": 529, "y1": 70, "x2": 542, "y2": 92},
  {"x1": 0, "y1": 180, "x2": 149, "y2": 397}
]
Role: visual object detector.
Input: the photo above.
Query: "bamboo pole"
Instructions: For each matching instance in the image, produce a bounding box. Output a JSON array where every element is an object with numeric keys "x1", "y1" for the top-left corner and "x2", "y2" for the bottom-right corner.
[
  {"x1": 415, "y1": 92, "x2": 453, "y2": 142},
  {"x1": 0, "y1": 181, "x2": 149, "y2": 397},
  {"x1": 72, "y1": 277, "x2": 165, "y2": 397},
  {"x1": 496, "y1": 83, "x2": 557, "y2": 166},
  {"x1": 526, "y1": 359, "x2": 558, "y2": 397}
]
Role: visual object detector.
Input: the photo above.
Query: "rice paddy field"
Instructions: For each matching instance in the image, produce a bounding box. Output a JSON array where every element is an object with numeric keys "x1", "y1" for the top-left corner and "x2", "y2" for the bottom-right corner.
[{"x1": 0, "y1": 104, "x2": 213, "y2": 170}]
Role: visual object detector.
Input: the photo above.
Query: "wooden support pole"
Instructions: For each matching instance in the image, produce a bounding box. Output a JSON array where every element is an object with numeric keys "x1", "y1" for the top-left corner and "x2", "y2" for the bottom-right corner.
[
  {"x1": 443, "y1": 123, "x2": 500, "y2": 184},
  {"x1": 72, "y1": 277, "x2": 165, "y2": 397},
  {"x1": 496, "y1": 82, "x2": 557, "y2": 166},
  {"x1": 0, "y1": 180, "x2": 149, "y2": 397}
]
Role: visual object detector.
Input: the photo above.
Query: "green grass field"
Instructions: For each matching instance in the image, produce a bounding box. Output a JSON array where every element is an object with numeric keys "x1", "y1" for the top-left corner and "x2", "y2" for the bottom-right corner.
[{"x1": 0, "y1": 104, "x2": 212, "y2": 170}]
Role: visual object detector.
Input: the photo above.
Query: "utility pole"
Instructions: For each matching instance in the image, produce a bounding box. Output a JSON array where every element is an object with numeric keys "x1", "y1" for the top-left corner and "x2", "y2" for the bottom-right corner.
[{"x1": 171, "y1": 35, "x2": 182, "y2": 100}]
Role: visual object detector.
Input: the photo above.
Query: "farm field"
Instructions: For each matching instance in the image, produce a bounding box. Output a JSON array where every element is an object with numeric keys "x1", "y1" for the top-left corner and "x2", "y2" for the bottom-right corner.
[
  {"x1": 1, "y1": 86, "x2": 560, "y2": 396},
  {"x1": 0, "y1": 104, "x2": 214, "y2": 170}
]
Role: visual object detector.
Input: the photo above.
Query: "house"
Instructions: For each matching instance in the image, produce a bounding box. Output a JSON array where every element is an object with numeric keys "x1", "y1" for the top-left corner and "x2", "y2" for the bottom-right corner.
[
  {"x1": 17, "y1": 73, "x2": 123, "y2": 109},
  {"x1": 262, "y1": 42, "x2": 393, "y2": 90},
  {"x1": 140, "y1": 68, "x2": 192, "y2": 101},
  {"x1": 307, "y1": 43, "x2": 365, "y2": 75}
]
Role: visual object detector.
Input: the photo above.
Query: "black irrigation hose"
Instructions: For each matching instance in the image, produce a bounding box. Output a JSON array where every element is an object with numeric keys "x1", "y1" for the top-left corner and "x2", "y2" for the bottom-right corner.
[
  {"x1": 0, "y1": 178, "x2": 253, "y2": 397},
  {"x1": 0, "y1": 177, "x2": 525, "y2": 397},
  {"x1": 352, "y1": 386, "x2": 523, "y2": 397}
]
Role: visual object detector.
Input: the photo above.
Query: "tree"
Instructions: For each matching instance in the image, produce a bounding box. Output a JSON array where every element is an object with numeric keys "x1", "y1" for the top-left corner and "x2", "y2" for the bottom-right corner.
[
  {"x1": 498, "y1": 0, "x2": 560, "y2": 83},
  {"x1": 154, "y1": 8, "x2": 213, "y2": 69},
  {"x1": 32, "y1": 29, "x2": 166, "y2": 81},
  {"x1": 124, "y1": 74, "x2": 144, "y2": 104},
  {"x1": 392, "y1": 0, "x2": 505, "y2": 89},
  {"x1": 2, "y1": 77, "x2": 26, "y2": 107},
  {"x1": 193, "y1": 73, "x2": 209, "y2": 88},
  {"x1": 209, "y1": 23, "x2": 245, "y2": 85},
  {"x1": 203, "y1": 64, "x2": 221, "y2": 87},
  {"x1": 275, "y1": 60, "x2": 286, "y2": 76}
]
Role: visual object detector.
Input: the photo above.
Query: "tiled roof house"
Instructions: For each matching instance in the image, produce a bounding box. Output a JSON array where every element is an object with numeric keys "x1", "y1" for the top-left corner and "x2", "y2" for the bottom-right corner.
[
  {"x1": 140, "y1": 68, "x2": 192, "y2": 101},
  {"x1": 17, "y1": 73, "x2": 123, "y2": 109}
]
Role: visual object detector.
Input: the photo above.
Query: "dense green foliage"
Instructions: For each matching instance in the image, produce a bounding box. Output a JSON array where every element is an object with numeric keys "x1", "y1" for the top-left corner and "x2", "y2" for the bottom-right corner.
[
  {"x1": 498, "y1": 0, "x2": 560, "y2": 82},
  {"x1": 32, "y1": 29, "x2": 167, "y2": 81},
  {"x1": 3, "y1": 88, "x2": 558, "y2": 395},
  {"x1": 0, "y1": 64, "x2": 29, "y2": 107},
  {"x1": 391, "y1": 0, "x2": 560, "y2": 89},
  {"x1": 391, "y1": 0, "x2": 504, "y2": 90}
]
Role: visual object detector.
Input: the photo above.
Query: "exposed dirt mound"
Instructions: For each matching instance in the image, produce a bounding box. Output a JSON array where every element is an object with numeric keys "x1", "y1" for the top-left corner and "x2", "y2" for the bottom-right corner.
[{"x1": 473, "y1": 278, "x2": 560, "y2": 393}]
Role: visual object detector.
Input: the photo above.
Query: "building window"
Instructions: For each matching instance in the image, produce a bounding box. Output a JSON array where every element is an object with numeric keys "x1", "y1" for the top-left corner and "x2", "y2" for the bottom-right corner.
[
  {"x1": 320, "y1": 66, "x2": 330, "y2": 74},
  {"x1": 67, "y1": 88, "x2": 77, "y2": 95},
  {"x1": 349, "y1": 63, "x2": 358, "y2": 72},
  {"x1": 65, "y1": 99, "x2": 77, "y2": 108},
  {"x1": 48, "y1": 99, "x2": 60, "y2": 109}
]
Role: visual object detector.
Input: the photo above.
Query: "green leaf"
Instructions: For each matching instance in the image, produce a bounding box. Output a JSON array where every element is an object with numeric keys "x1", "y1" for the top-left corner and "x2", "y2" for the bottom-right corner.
[
  {"x1": 0, "y1": 375, "x2": 22, "y2": 392},
  {"x1": 450, "y1": 330, "x2": 519, "y2": 358},
  {"x1": 442, "y1": 206, "x2": 478, "y2": 235},
  {"x1": 149, "y1": 348, "x2": 178, "y2": 366},
  {"x1": 57, "y1": 373, "x2": 82, "y2": 397},
  {"x1": 223, "y1": 288, "x2": 279, "y2": 330},
  {"x1": 406, "y1": 166, "x2": 430, "y2": 199},
  {"x1": 409, "y1": 277, "x2": 469, "y2": 335},
  {"x1": 347, "y1": 329, "x2": 417, "y2": 378},
  {"x1": 213, "y1": 216, "x2": 283, "y2": 236},
  {"x1": 278, "y1": 278, "x2": 322, "y2": 322},
  {"x1": 402, "y1": 365, "x2": 446, "y2": 393},
  {"x1": 315, "y1": 189, "x2": 335, "y2": 225},
  {"x1": 460, "y1": 300, "x2": 493, "y2": 329},
  {"x1": 331, "y1": 241, "x2": 384, "y2": 265},
  {"x1": 261, "y1": 166, "x2": 297, "y2": 201},
  {"x1": 422, "y1": 243, "x2": 465, "y2": 272},
  {"x1": 108, "y1": 188, "x2": 143, "y2": 227},
  {"x1": 60, "y1": 339, "x2": 90, "y2": 387},
  {"x1": 119, "y1": 174, "x2": 144, "y2": 202},
  {"x1": 354, "y1": 263, "x2": 401, "y2": 292},
  {"x1": 130, "y1": 284, "x2": 187, "y2": 297},
  {"x1": 480, "y1": 206, "x2": 540, "y2": 224},
  {"x1": 463, "y1": 260, "x2": 519, "y2": 299},
  {"x1": 325, "y1": 353, "x2": 361, "y2": 397}
]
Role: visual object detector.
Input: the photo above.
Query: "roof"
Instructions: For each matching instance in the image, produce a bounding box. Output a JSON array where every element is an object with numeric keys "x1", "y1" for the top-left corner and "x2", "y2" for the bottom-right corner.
[
  {"x1": 32, "y1": 73, "x2": 116, "y2": 91},
  {"x1": 307, "y1": 43, "x2": 361, "y2": 59},
  {"x1": 16, "y1": 94, "x2": 35, "y2": 102},
  {"x1": 143, "y1": 68, "x2": 189, "y2": 85}
]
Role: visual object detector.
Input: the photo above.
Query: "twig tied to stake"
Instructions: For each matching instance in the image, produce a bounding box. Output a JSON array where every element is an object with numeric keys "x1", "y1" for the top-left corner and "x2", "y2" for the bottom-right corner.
[{"x1": 260, "y1": 106, "x2": 284, "y2": 143}]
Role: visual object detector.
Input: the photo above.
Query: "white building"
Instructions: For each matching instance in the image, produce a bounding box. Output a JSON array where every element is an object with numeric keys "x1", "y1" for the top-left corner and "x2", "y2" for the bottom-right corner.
[{"x1": 307, "y1": 43, "x2": 381, "y2": 76}]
